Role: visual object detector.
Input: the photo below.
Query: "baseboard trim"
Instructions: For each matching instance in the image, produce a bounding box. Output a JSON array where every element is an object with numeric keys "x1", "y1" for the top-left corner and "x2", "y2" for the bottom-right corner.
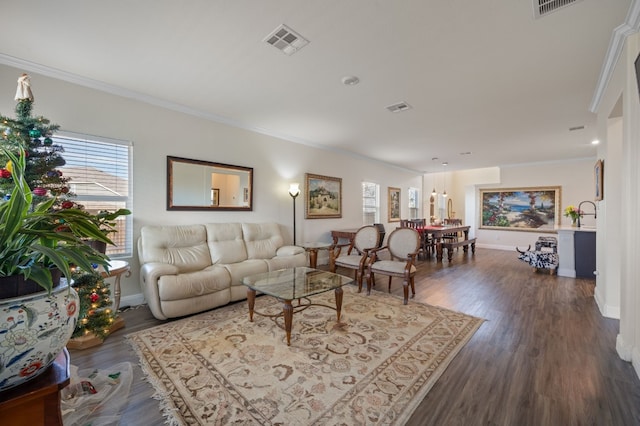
[
  {"x1": 633, "y1": 346, "x2": 640, "y2": 381},
  {"x1": 475, "y1": 243, "x2": 514, "y2": 251},
  {"x1": 120, "y1": 293, "x2": 145, "y2": 309},
  {"x1": 617, "y1": 334, "x2": 632, "y2": 361}
]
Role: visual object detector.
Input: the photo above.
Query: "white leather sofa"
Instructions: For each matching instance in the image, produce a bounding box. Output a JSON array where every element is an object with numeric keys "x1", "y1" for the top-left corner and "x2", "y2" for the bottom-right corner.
[{"x1": 138, "y1": 222, "x2": 306, "y2": 320}]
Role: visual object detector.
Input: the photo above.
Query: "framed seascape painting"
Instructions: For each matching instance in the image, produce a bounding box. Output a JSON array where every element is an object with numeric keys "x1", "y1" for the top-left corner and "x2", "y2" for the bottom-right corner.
[
  {"x1": 388, "y1": 187, "x2": 401, "y2": 222},
  {"x1": 305, "y1": 173, "x2": 342, "y2": 219},
  {"x1": 479, "y1": 186, "x2": 561, "y2": 232},
  {"x1": 594, "y1": 159, "x2": 603, "y2": 201}
]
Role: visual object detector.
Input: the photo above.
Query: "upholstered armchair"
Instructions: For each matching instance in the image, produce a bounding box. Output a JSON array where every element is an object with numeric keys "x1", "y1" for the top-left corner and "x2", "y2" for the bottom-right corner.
[
  {"x1": 366, "y1": 227, "x2": 421, "y2": 304},
  {"x1": 329, "y1": 225, "x2": 380, "y2": 292}
]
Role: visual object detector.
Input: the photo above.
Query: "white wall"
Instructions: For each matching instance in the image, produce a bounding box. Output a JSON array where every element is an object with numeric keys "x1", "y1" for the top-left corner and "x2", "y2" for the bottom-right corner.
[
  {"x1": 596, "y1": 31, "x2": 640, "y2": 379},
  {"x1": 0, "y1": 64, "x2": 422, "y2": 303},
  {"x1": 425, "y1": 161, "x2": 596, "y2": 251}
]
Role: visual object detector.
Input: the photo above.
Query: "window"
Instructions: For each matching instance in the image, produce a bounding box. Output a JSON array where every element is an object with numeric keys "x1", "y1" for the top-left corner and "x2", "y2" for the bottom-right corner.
[
  {"x1": 362, "y1": 182, "x2": 380, "y2": 225},
  {"x1": 408, "y1": 187, "x2": 419, "y2": 219},
  {"x1": 54, "y1": 132, "x2": 132, "y2": 258}
]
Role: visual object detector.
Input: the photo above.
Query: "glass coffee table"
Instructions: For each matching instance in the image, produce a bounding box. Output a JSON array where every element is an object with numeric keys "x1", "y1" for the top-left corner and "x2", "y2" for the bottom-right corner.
[{"x1": 242, "y1": 267, "x2": 353, "y2": 345}]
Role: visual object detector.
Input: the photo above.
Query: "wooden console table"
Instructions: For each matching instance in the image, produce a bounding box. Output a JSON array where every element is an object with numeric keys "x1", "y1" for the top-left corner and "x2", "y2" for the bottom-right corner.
[
  {"x1": 0, "y1": 348, "x2": 70, "y2": 426},
  {"x1": 331, "y1": 228, "x2": 359, "y2": 244}
]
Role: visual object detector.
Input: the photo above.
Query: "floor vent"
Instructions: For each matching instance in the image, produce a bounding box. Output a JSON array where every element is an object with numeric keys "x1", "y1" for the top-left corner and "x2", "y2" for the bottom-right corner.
[
  {"x1": 264, "y1": 24, "x2": 309, "y2": 55},
  {"x1": 386, "y1": 102, "x2": 412, "y2": 113},
  {"x1": 534, "y1": 0, "x2": 582, "y2": 18}
]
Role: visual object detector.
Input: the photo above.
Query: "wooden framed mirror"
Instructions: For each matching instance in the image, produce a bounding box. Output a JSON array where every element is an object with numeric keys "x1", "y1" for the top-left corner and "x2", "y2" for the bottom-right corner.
[{"x1": 167, "y1": 156, "x2": 253, "y2": 211}]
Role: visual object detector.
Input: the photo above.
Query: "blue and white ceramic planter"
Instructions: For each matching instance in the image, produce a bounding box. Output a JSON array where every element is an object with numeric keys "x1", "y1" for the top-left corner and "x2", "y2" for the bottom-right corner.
[{"x1": 0, "y1": 283, "x2": 79, "y2": 391}]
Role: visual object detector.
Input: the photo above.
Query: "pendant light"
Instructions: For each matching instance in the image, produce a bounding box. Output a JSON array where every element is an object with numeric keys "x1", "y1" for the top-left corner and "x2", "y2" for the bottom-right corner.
[{"x1": 442, "y1": 162, "x2": 448, "y2": 198}]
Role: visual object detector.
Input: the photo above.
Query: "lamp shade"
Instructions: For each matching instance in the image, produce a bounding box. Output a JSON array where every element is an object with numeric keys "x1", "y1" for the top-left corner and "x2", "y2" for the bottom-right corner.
[{"x1": 288, "y1": 183, "x2": 300, "y2": 197}]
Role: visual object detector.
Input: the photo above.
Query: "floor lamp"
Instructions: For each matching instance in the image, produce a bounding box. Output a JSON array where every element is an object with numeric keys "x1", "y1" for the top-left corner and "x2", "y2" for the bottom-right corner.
[{"x1": 288, "y1": 183, "x2": 300, "y2": 245}]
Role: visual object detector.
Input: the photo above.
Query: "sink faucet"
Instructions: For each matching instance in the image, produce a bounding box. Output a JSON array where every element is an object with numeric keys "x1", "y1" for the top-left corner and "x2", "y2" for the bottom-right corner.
[{"x1": 577, "y1": 200, "x2": 597, "y2": 228}]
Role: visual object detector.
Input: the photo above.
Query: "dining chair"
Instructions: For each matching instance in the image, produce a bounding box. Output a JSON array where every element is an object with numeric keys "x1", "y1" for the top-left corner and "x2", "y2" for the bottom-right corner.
[
  {"x1": 409, "y1": 218, "x2": 430, "y2": 258},
  {"x1": 366, "y1": 227, "x2": 421, "y2": 304},
  {"x1": 442, "y1": 218, "x2": 463, "y2": 247},
  {"x1": 329, "y1": 225, "x2": 380, "y2": 292}
]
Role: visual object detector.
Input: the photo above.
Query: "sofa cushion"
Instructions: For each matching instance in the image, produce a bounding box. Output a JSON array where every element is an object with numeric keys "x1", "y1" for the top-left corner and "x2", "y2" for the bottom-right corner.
[
  {"x1": 222, "y1": 259, "x2": 269, "y2": 286},
  {"x1": 157, "y1": 265, "x2": 231, "y2": 301},
  {"x1": 242, "y1": 223, "x2": 283, "y2": 260},
  {"x1": 206, "y1": 223, "x2": 248, "y2": 264},
  {"x1": 265, "y1": 253, "x2": 307, "y2": 271},
  {"x1": 139, "y1": 225, "x2": 211, "y2": 273}
]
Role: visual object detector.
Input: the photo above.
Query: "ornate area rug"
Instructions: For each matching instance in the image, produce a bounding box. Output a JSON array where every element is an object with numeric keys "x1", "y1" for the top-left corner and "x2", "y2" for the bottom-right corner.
[{"x1": 127, "y1": 285, "x2": 483, "y2": 425}]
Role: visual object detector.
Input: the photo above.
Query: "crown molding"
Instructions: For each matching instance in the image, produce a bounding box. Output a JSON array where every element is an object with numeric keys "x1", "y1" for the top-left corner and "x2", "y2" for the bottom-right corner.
[
  {"x1": 590, "y1": 0, "x2": 640, "y2": 112},
  {"x1": 0, "y1": 53, "x2": 423, "y2": 175}
]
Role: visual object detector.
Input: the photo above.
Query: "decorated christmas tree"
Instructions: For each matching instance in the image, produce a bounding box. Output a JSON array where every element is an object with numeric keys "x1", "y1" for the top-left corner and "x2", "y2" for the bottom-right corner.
[
  {"x1": 71, "y1": 271, "x2": 115, "y2": 340},
  {"x1": 0, "y1": 74, "x2": 75, "y2": 207}
]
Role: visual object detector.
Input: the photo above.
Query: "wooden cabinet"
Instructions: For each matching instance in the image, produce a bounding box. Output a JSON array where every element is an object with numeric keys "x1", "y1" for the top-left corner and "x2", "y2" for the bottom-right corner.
[{"x1": 0, "y1": 348, "x2": 70, "y2": 426}]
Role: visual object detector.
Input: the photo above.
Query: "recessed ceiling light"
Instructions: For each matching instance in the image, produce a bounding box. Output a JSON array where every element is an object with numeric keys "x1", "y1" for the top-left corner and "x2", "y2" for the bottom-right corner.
[
  {"x1": 591, "y1": 139, "x2": 600, "y2": 145},
  {"x1": 341, "y1": 76, "x2": 360, "y2": 86}
]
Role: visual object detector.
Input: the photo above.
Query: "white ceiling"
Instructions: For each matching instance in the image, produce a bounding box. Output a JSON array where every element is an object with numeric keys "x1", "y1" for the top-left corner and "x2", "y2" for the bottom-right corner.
[{"x1": 0, "y1": 0, "x2": 634, "y2": 173}]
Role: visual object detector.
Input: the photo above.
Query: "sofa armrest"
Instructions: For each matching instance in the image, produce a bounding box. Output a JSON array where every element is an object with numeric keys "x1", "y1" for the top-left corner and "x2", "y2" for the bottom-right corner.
[
  {"x1": 140, "y1": 262, "x2": 180, "y2": 320},
  {"x1": 276, "y1": 245, "x2": 305, "y2": 256}
]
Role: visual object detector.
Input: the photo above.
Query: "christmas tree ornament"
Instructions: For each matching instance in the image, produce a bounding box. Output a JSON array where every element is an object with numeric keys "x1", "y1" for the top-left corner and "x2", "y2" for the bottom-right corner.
[
  {"x1": 14, "y1": 73, "x2": 34, "y2": 101},
  {"x1": 0, "y1": 169, "x2": 10, "y2": 178},
  {"x1": 32, "y1": 187, "x2": 47, "y2": 196},
  {"x1": 29, "y1": 129, "x2": 41, "y2": 138},
  {"x1": 43, "y1": 137, "x2": 52, "y2": 145}
]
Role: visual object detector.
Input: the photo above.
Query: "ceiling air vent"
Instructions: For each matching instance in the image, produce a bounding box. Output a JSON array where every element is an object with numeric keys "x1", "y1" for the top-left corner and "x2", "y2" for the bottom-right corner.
[
  {"x1": 534, "y1": 0, "x2": 582, "y2": 19},
  {"x1": 385, "y1": 102, "x2": 412, "y2": 113},
  {"x1": 264, "y1": 24, "x2": 309, "y2": 55}
]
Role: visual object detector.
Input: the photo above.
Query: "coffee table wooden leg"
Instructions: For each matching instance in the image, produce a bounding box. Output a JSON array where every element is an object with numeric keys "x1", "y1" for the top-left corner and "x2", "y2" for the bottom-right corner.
[
  {"x1": 247, "y1": 289, "x2": 256, "y2": 322},
  {"x1": 283, "y1": 299, "x2": 293, "y2": 346},
  {"x1": 335, "y1": 286, "x2": 343, "y2": 322}
]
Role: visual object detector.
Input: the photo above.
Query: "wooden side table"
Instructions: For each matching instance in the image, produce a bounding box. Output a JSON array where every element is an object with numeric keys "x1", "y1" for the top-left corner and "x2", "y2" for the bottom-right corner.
[
  {"x1": 0, "y1": 348, "x2": 70, "y2": 426},
  {"x1": 301, "y1": 242, "x2": 332, "y2": 268}
]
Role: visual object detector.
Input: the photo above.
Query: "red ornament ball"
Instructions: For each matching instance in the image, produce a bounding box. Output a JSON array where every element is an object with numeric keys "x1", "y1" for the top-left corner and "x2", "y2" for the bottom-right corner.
[
  {"x1": 61, "y1": 201, "x2": 74, "y2": 209},
  {"x1": 0, "y1": 169, "x2": 10, "y2": 178},
  {"x1": 90, "y1": 293, "x2": 99, "y2": 303},
  {"x1": 32, "y1": 187, "x2": 47, "y2": 196}
]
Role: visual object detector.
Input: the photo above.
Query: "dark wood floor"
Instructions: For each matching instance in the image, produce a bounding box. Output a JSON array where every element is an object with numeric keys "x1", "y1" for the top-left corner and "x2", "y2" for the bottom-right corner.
[{"x1": 69, "y1": 248, "x2": 640, "y2": 425}]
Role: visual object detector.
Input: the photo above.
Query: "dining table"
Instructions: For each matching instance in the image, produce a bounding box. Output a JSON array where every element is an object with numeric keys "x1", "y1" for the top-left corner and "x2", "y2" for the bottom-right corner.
[{"x1": 416, "y1": 225, "x2": 471, "y2": 262}]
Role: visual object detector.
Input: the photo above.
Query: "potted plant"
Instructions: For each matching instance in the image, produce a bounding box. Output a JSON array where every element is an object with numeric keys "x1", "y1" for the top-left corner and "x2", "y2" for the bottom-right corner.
[
  {"x1": 563, "y1": 205, "x2": 583, "y2": 226},
  {"x1": 0, "y1": 147, "x2": 111, "y2": 391},
  {"x1": 86, "y1": 208, "x2": 132, "y2": 254}
]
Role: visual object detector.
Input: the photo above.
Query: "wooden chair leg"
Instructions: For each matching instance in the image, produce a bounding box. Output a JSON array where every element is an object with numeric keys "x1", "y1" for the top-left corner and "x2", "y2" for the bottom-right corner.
[
  {"x1": 410, "y1": 276, "x2": 416, "y2": 298},
  {"x1": 366, "y1": 271, "x2": 373, "y2": 295},
  {"x1": 402, "y1": 279, "x2": 409, "y2": 305}
]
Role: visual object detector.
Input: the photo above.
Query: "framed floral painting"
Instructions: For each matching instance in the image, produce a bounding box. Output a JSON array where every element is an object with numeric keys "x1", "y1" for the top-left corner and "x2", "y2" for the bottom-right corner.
[{"x1": 388, "y1": 187, "x2": 401, "y2": 222}]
